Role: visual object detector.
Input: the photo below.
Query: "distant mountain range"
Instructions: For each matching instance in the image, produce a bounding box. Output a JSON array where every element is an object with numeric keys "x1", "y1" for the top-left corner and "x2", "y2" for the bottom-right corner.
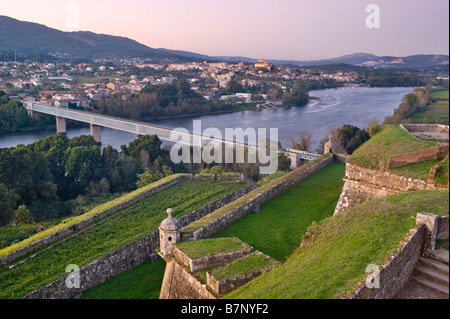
[{"x1": 1, "y1": 15, "x2": 448, "y2": 68}]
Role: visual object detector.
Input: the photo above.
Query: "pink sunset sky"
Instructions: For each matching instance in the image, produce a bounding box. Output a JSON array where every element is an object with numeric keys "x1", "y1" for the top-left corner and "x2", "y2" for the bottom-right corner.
[{"x1": 2, "y1": 0, "x2": 449, "y2": 60}]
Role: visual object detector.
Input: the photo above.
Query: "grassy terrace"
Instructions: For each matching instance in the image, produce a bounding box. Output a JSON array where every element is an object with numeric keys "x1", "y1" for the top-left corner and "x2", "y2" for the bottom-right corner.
[
  {"x1": 175, "y1": 238, "x2": 247, "y2": 259},
  {"x1": 348, "y1": 125, "x2": 437, "y2": 171},
  {"x1": 0, "y1": 174, "x2": 188, "y2": 260},
  {"x1": 182, "y1": 153, "x2": 334, "y2": 237},
  {"x1": 431, "y1": 89, "x2": 449, "y2": 100},
  {"x1": 390, "y1": 159, "x2": 443, "y2": 182},
  {"x1": 213, "y1": 161, "x2": 345, "y2": 262},
  {"x1": 226, "y1": 190, "x2": 449, "y2": 299},
  {"x1": 0, "y1": 179, "x2": 245, "y2": 299},
  {"x1": 81, "y1": 259, "x2": 166, "y2": 299},
  {"x1": 211, "y1": 252, "x2": 277, "y2": 280},
  {"x1": 410, "y1": 90, "x2": 449, "y2": 124},
  {"x1": 80, "y1": 158, "x2": 343, "y2": 299}
]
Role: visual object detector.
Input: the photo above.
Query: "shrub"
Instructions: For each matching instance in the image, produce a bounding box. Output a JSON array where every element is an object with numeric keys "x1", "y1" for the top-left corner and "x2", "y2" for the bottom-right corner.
[
  {"x1": 369, "y1": 124, "x2": 384, "y2": 138},
  {"x1": 14, "y1": 205, "x2": 32, "y2": 225}
]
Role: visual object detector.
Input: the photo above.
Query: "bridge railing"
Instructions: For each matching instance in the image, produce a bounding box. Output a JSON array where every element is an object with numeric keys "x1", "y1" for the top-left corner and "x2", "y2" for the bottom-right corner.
[{"x1": 25, "y1": 103, "x2": 321, "y2": 161}]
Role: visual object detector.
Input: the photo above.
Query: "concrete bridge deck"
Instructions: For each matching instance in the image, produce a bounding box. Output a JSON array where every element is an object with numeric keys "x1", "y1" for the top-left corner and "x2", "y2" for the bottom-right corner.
[{"x1": 25, "y1": 102, "x2": 320, "y2": 165}]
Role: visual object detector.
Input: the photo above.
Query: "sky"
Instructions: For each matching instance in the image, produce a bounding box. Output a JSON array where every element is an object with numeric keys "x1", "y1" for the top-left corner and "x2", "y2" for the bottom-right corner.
[{"x1": 1, "y1": 0, "x2": 449, "y2": 60}]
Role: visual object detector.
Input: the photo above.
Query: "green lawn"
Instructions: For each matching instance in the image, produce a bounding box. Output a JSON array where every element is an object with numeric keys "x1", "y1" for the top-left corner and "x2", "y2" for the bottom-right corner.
[
  {"x1": 213, "y1": 161, "x2": 345, "y2": 262},
  {"x1": 175, "y1": 237, "x2": 248, "y2": 259},
  {"x1": 0, "y1": 179, "x2": 245, "y2": 299},
  {"x1": 409, "y1": 112, "x2": 449, "y2": 124},
  {"x1": 226, "y1": 190, "x2": 449, "y2": 299},
  {"x1": 81, "y1": 258, "x2": 166, "y2": 299},
  {"x1": 348, "y1": 125, "x2": 437, "y2": 170},
  {"x1": 390, "y1": 159, "x2": 442, "y2": 182},
  {"x1": 211, "y1": 253, "x2": 277, "y2": 280},
  {"x1": 409, "y1": 90, "x2": 449, "y2": 124},
  {"x1": 431, "y1": 89, "x2": 449, "y2": 100}
]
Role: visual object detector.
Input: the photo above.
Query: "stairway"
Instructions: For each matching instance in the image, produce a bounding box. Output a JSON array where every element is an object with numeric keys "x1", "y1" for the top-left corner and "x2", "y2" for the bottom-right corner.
[{"x1": 412, "y1": 249, "x2": 449, "y2": 297}]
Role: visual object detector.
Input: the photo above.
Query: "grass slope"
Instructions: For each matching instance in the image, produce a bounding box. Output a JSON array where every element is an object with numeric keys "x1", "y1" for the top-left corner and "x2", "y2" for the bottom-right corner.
[
  {"x1": 81, "y1": 259, "x2": 166, "y2": 299},
  {"x1": 213, "y1": 162, "x2": 345, "y2": 262},
  {"x1": 348, "y1": 125, "x2": 437, "y2": 170},
  {"x1": 0, "y1": 174, "x2": 187, "y2": 259},
  {"x1": 226, "y1": 190, "x2": 449, "y2": 299},
  {"x1": 0, "y1": 179, "x2": 244, "y2": 299}
]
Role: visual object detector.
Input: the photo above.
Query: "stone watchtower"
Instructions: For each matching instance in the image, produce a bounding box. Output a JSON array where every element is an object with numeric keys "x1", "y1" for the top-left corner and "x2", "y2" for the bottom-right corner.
[
  {"x1": 159, "y1": 208, "x2": 180, "y2": 257},
  {"x1": 324, "y1": 136, "x2": 333, "y2": 154}
]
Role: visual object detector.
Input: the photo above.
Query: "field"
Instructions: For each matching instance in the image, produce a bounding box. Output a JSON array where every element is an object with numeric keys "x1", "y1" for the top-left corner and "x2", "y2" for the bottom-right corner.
[
  {"x1": 213, "y1": 161, "x2": 346, "y2": 262},
  {"x1": 431, "y1": 89, "x2": 449, "y2": 100},
  {"x1": 409, "y1": 90, "x2": 449, "y2": 124},
  {"x1": 0, "y1": 179, "x2": 245, "y2": 299},
  {"x1": 226, "y1": 190, "x2": 449, "y2": 299}
]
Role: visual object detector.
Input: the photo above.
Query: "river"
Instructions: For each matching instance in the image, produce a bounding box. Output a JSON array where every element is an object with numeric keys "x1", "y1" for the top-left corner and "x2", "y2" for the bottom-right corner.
[{"x1": 0, "y1": 86, "x2": 413, "y2": 151}]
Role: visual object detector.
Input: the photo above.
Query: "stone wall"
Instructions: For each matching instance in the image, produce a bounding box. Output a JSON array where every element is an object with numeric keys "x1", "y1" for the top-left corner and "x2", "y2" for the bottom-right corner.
[
  {"x1": 194, "y1": 173, "x2": 243, "y2": 183},
  {"x1": 1, "y1": 175, "x2": 188, "y2": 266},
  {"x1": 346, "y1": 224, "x2": 426, "y2": 299},
  {"x1": 333, "y1": 153, "x2": 349, "y2": 164},
  {"x1": 206, "y1": 251, "x2": 280, "y2": 296},
  {"x1": 387, "y1": 144, "x2": 449, "y2": 169},
  {"x1": 182, "y1": 154, "x2": 334, "y2": 240},
  {"x1": 333, "y1": 179, "x2": 400, "y2": 215},
  {"x1": 24, "y1": 231, "x2": 159, "y2": 299},
  {"x1": 438, "y1": 216, "x2": 449, "y2": 240},
  {"x1": 22, "y1": 183, "x2": 255, "y2": 299},
  {"x1": 159, "y1": 259, "x2": 216, "y2": 299},
  {"x1": 334, "y1": 162, "x2": 448, "y2": 215},
  {"x1": 401, "y1": 123, "x2": 449, "y2": 134},
  {"x1": 172, "y1": 242, "x2": 253, "y2": 272}
]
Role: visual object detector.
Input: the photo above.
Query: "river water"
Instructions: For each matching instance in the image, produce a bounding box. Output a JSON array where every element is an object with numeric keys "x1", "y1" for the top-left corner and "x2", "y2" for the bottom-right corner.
[{"x1": 0, "y1": 87, "x2": 413, "y2": 151}]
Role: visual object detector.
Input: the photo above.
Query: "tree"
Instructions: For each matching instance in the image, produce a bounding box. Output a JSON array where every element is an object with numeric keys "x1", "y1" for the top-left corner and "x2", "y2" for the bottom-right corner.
[
  {"x1": 289, "y1": 131, "x2": 312, "y2": 152},
  {"x1": 337, "y1": 125, "x2": 370, "y2": 155},
  {"x1": 121, "y1": 135, "x2": 163, "y2": 164},
  {"x1": 291, "y1": 81, "x2": 309, "y2": 106},
  {"x1": 278, "y1": 153, "x2": 291, "y2": 172},
  {"x1": 136, "y1": 165, "x2": 173, "y2": 188},
  {"x1": 15, "y1": 205, "x2": 32, "y2": 225},
  {"x1": 224, "y1": 80, "x2": 244, "y2": 94},
  {"x1": 66, "y1": 145, "x2": 104, "y2": 194},
  {"x1": 0, "y1": 183, "x2": 18, "y2": 226},
  {"x1": 267, "y1": 88, "x2": 281, "y2": 101},
  {"x1": 68, "y1": 135, "x2": 98, "y2": 148},
  {"x1": 0, "y1": 146, "x2": 57, "y2": 207},
  {"x1": 140, "y1": 149, "x2": 150, "y2": 170}
]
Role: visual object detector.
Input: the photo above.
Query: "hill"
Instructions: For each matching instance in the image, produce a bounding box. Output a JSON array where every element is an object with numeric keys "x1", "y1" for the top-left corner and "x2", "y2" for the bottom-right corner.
[
  {"x1": 0, "y1": 15, "x2": 186, "y2": 61},
  {"x1": 226, "y1": 189, "x2": 449, "y2": 299},
  {"x1": 1, "y1": 15, "x2": 448, "y2": 67}
]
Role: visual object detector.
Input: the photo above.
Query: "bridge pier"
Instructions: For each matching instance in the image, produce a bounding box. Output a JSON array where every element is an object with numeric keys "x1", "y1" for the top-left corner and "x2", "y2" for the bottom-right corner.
[
  {"x1": 27, "y1": 110, "x2": 41, "y2": 120},
  {"x1": 56, "y1": 116, "x2": 66, "y2": 135},
  {"x1": 135, "y1": 134, "x2": 143, "y2": 140},
  {"x1": 90, "y1": 124, "x2": 102, "y2": 144}
]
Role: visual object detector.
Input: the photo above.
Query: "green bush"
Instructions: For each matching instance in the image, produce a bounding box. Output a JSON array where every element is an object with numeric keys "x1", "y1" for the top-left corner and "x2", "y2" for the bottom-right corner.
[{"x1": 368, "y1": 124, "x2": 384, "y2": 138}]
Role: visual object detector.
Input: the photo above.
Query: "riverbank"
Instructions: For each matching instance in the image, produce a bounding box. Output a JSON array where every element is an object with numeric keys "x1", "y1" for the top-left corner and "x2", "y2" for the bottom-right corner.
[
  {"x1": 0, "y1": 87, "x2": 415, "y2": 151},
  {"x1": 0, "y1": 121, "x2": 89, "y2": 134}
]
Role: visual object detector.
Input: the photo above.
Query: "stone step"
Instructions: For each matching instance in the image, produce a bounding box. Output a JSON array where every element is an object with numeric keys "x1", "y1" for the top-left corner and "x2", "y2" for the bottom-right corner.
[
  {"x1": 415, "y1": 265, "x2": 449, "y2": 286},
  {"x1": 418, "y1": 257, "x2": 449, "y2": 276},
  {"x1": 425, "y1": 249, "x2": 449, "y2": 265},
  {"x1": 413, "y1": 275, "x2": 449, "y2": 296}
]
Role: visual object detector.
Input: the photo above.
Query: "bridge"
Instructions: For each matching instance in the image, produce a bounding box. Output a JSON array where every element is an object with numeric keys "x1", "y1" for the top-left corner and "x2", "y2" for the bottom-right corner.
[{"x1": 24, "y1": 102, "x2": 320, "y2": 167}]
